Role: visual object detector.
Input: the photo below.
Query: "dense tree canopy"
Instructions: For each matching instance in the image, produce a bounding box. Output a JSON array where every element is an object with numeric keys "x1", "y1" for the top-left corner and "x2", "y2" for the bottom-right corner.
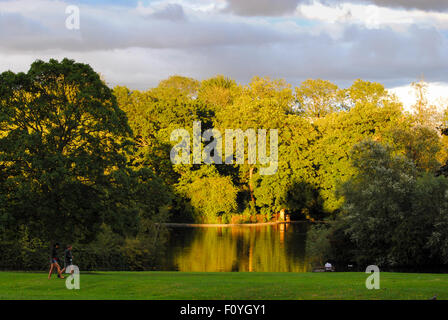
[
  {"x1": 0, "y1": 59, "x2": 170, "y2": 245},
  {"x1": 2, "y1": 58, "x2": 448, "y2": 270},
  {"x1": 309, "y1": 141, "x2": 448, "y2": 268},
  {"x1": 111, "y1": 73, "x2": 448, "y2": 224}
]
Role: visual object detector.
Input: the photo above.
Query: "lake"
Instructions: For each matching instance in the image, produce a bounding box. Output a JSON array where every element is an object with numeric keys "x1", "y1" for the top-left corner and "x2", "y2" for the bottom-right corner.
[{"x1": 159, "y1": 223, "x2": 312, "y2": 272}]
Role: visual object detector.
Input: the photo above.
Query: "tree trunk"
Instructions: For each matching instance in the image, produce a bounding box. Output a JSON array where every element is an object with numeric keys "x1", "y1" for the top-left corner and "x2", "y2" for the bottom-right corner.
[{"x1": 249, "y1": 166, "x2": 255, "y2": 206}]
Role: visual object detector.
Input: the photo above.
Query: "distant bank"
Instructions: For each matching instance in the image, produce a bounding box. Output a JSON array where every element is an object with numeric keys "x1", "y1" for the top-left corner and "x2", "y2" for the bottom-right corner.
[{"x1": 160, "y1": 221, "x2": 309, "y2": 228}]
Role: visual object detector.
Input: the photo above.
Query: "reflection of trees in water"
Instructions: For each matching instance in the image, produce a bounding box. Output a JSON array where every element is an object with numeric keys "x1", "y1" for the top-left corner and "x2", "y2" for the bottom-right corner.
[{"x1": 174, "y1": 224, "x2": 311, "y2": 272}]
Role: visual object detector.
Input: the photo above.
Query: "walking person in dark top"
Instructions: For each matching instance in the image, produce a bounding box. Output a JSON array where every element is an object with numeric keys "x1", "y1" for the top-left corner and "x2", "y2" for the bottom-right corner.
[
  {"x1": 48, "y1": 243, "x2": 64, "y2": 279},
  {"x1": 61, "y1": 245, "x2": 74, "y2": 274}
]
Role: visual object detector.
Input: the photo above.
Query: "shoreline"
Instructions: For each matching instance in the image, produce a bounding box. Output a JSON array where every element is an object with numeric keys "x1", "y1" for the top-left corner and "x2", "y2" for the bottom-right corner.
[{"x1": 160, "y1": 221, "x2": 310, "y2": 228}]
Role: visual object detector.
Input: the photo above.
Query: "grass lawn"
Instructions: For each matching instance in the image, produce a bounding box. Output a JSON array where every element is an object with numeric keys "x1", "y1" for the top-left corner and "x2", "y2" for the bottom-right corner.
[{"x1": 0, "y1": 271, "x2": 447, "y2": 300}]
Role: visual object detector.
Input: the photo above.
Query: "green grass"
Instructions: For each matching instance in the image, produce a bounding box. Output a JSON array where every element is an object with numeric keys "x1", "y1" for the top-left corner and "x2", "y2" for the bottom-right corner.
[{"x1": 0, "y1": 272, "x2": 447, "y2": 300}]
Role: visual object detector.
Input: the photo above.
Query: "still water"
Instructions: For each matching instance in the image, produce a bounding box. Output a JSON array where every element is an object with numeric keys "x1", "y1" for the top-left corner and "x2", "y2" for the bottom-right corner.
[{"x1": 160, "y1": 223, "x2": 311, "y2": 272}]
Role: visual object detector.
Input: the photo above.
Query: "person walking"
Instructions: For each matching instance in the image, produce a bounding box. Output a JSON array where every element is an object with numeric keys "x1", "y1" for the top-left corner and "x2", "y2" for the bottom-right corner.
[
  {"x1": 48, "y1": 243, "x2": 64, "y2": 279},
  {"x1": 61, "y1": 245, "x2": 74, "y2": 274}
]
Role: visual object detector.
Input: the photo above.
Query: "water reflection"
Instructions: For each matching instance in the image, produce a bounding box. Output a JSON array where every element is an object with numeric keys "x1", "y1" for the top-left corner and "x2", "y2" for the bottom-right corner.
[{"x1": 162, "y1": 223, "x2": 311, "y2": 272}]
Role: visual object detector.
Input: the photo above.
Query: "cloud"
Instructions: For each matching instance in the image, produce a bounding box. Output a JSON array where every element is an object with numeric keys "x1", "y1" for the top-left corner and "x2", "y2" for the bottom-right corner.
[
  {"x1": 4, "y1": 23, "x2": 444, "y2": 90},
  {"x1": 223, "y1": 0, "x2": 302, "y2": 16},
  {"x1": 0, "y1": 2, "x2": 290, "y2": 52},
  {"x1": 151, "y1": 4, "x2": 186, "y2": 21},
  {"x1": 137, "y1": 2, "x2": 187, "y2": 21},
  {"x1": 0, "y1": 0, "x2": 447, "y2": 95},
  {"x1": 0, "y1": 12, "x2": 46, "y2": 37},
  {"x1": 222, "y1": 0, "x2": 448, "y2": 16},
  {"x1": 390, "y1": 82, "x2": 448, "y2": 110},
  {"x1": 345, "y1": 0, "x2": 448, "y2": 12}
]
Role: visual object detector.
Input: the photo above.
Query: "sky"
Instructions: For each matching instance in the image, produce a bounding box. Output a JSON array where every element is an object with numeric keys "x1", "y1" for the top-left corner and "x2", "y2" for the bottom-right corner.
[{"x1": 1, "y1": 0, "x2": 448, "y2": 108}]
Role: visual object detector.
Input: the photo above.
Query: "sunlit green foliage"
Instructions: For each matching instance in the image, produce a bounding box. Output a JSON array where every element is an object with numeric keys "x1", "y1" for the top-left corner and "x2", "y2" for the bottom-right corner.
[
  {"x1": 0, "y1": 59, "x2": 171, "y2": 249},
  {"x1": 177, "y1": 167, "x2": 238, "y2": 223},
  {"x1": 296, "y1": 79, "x2": 344, "y2": 118},
  {"x1": 2, "y1": 58, "x2": 448, "y2": 271},
  {"x1": 310, "y1": 141, "x2": 448, "y2": 268},
  {"x1": 113, "y1": 74, "x2": 447, "y2": 224}
]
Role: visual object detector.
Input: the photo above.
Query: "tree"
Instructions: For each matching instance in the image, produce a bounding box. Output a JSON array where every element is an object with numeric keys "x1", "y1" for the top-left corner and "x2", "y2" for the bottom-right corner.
[
  {"x1": 308, "y1": 80, "x2": 406, "y2": 212},
  {"x1": 391, "y1": 125, "x2": 441, "y2": 173},
  {"x1": 295, "y1": 79, "x2": 343, "y2": 118},
  {"x1": 254, "y1": 114, "x2": 322, "y2": 220},
  {"x1": 346, "y1": 79, "x2": 389, "y2": 108},
  {"x1": 214, "y1": 76, "x2": 294, "y2": 210},
  {"x1": 0, "y1": 59, "x2": 170, "y2": 243},
  {"x1": 427, "y1": 192, "x2": 448, "y2": 264},
  {"x1": 114, "y1": 82, "x2": 221, "y2": 223},
  {"x1": 338, "y1": 140, "x2": 448, "y2": 267},
  {"x1": 410, "y1": 80, "x2": 440, "y2": 128},
  {"x1": 198, "y1": 75, "x2": 238, "y2": 111},
  {"x1": 158, "y1": 75, "x2": 200, "y2": 98},
  {"x1": 176, "y1": 166, "x2": 238, "y2": 223}
]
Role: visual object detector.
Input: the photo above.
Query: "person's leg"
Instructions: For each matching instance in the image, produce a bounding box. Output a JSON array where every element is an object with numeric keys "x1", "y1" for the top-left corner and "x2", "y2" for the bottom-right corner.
[
  {"x1": 55, "y1": 262, "x2": 64, "y2": 279},
  {"x1": 48, "y1": 263, "x2": 54, "y2": 279}
]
